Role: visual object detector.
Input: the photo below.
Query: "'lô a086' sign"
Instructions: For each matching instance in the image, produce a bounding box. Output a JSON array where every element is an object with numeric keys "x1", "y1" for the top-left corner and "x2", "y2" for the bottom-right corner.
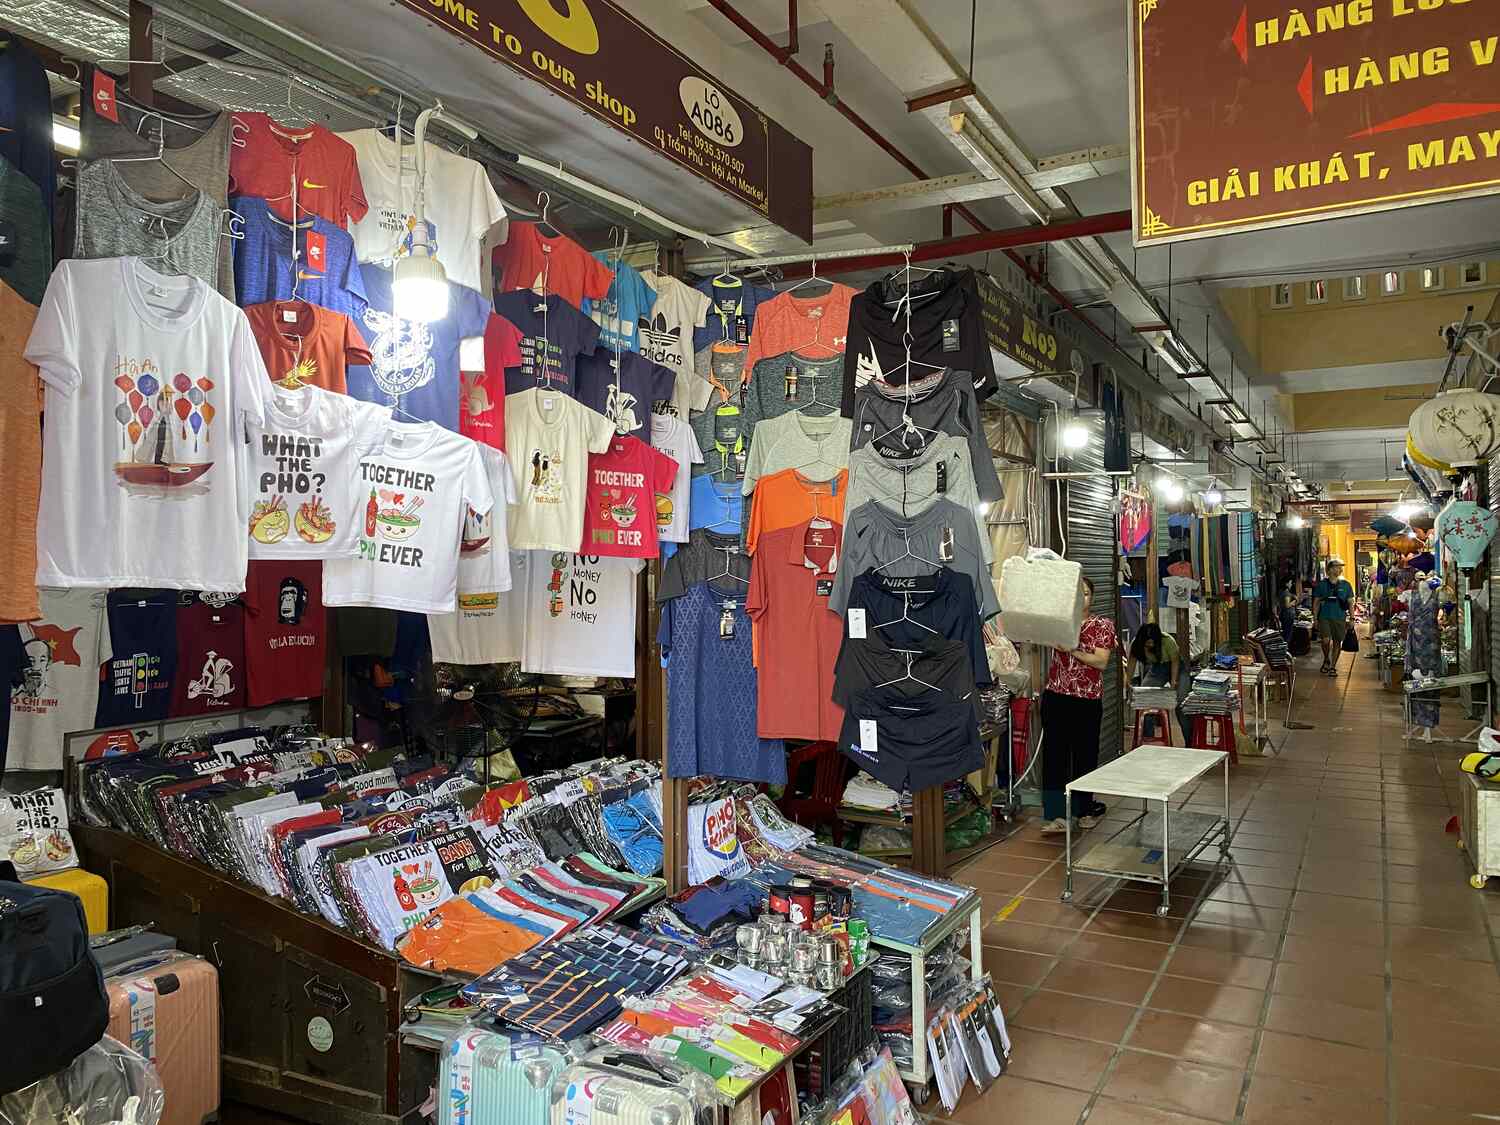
[
  {"x1": 1129, "y1": 0, "x2": 1500, "y2": 245},
  {"x1": 397, "y1": 0, "x2": 813, "y2": 241}
]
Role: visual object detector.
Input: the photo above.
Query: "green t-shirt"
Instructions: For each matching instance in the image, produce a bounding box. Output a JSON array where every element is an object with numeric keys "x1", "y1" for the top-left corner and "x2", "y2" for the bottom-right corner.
[
  {"x1": 1314, "y1": 578, "x2": 1353, "y2": 621},
  {"x1": 0, "y1": 155, "x2": 50, "y2": 306}
]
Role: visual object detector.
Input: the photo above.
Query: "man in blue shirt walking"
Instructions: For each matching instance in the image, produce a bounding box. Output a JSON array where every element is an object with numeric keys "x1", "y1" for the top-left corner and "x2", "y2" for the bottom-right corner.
[{"x1": 1312, "y1": 559, "x2": 1355, "y2": 676}]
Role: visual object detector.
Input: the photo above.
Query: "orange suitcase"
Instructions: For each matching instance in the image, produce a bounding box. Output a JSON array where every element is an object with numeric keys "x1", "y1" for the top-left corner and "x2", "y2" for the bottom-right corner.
[{"x1": 105, "y1": 952, "x2": 221, "y2": 1125}]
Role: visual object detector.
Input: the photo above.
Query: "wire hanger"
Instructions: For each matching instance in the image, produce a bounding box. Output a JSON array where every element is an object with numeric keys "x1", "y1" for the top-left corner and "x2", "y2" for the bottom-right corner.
[
  {"x1": 873, "y1": 528, "x2": 941, "y2": 573},
  {"x1": 107, "y1": 121, "x2": 198, "y2": 193},
  {"x1": 713, "y1": 255, "x2": 739, "y2": 286},
  {"x1": 706, "y1": 543, "x2": 749, "y2": 586},
  {"x1": 874, "y1": 650, "x2": 940, "y2": 692},
  {"x1": 536, "y1": 191, "x2": 562, "y2": 238},
  {"x1": 780, "y1": 252, "x2": 832, "y2": 297},
  {"x1": 269, "y1": 76, "x2": 317, "y2": 132},
  {"x1": 873, "y1": 585, "x2": 939, "y2": 634}
]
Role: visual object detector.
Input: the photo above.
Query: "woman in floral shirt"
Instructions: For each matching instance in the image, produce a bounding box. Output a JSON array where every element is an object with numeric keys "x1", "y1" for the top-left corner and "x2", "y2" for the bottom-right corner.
[{"x1": 1040, "y1": 577, "x2": 1117, "y2": 834}]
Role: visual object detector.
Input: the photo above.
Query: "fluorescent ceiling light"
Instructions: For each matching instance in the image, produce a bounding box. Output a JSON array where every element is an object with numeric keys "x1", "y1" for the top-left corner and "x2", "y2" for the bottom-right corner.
[{"x1": 53, "y1": 119, "x2": 80, "y2": 154}]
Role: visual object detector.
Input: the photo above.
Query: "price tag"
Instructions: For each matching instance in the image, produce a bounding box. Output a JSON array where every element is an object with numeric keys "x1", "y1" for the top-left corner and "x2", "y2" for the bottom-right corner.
[
  {"x1": 942, "y1": 318, "x2": 961, "y2": 352},
  {"x1": 93, "y1": 71, "x2": 120, "y2": 123},
  {"x1": 858, "y1": 720, "x2": 879, "y2": 757},
  {"x1": 847, "y1": 608, "x2": 867, "y2": 639}
]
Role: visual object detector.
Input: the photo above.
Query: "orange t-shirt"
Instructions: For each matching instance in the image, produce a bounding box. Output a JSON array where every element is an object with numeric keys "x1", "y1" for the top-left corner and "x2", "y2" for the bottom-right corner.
[
  {"x1": 244, "y1": 301, "x2": 372, "y2": 394},
  {"x1": 395, "y1": 896, "x2": 541, "y2": 974},
  {"x1": 0, "y1": 280, "x2": 41, "y2": 622},
  {"x1": 746, "y1": 468, "x2": 848, "y2": 555},
  {"x1": 739, "y1": 285, "x2": 856, "y2": 381}
]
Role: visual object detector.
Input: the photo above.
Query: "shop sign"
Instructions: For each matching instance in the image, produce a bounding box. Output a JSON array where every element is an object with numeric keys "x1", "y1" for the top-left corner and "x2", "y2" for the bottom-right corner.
[
  {"x1": 976, "y1": 273, "x2": 1060, "y2": 373},
  {"x1": 1129, "y1": 0, "x2": 1500, "y2": 244},
  {"x1": 396, "y1": 0, "x2": 814, "y2": 240}
]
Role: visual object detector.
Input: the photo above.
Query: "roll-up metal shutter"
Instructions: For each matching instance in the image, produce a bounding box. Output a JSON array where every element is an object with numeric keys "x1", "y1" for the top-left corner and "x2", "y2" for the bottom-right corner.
[{"x1": 1059, "y1": 414, "x2": 1122, "y2": 761}]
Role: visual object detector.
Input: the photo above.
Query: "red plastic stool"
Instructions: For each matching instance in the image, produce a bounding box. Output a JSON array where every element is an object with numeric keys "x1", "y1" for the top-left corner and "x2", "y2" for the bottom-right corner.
[
  {"x1": 1189, "y1": 714, "x2": 1239, "y2": 765},
  {"x1": 1132, "y1": 709, "x2": 1174, "y2": 747}
]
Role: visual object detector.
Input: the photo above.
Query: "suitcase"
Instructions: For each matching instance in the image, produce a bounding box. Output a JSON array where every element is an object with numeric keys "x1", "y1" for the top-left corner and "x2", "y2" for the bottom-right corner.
[
  {"x1": 466, "y1": 1029, "x2": 570, "y2": 1125},
  {"x1": 105, "y1": 952, "x2": 221, "y2": 1125},
  {"x1": 552, "y1": 1050, "x2": 715, "y2": 1125},
  {"x1": 28, "y1": 867, "x2": 109, "y2": 934}
]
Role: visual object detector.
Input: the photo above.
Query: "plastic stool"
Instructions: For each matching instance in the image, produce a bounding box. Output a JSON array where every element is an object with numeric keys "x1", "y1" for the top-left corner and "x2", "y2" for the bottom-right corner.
[
  {"x1": 1189, "y1": 714, "x2": 1238, "y2": 765},
  {"x1": 1132, "y1": 708, "x2": 1174, "y2": 747}
]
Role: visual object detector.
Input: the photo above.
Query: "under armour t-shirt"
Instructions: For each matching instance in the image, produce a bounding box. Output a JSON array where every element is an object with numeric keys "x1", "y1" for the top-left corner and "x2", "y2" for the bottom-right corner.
[
  {"x1": 345, "y1": 263, "x2": 490, "y2": 431},
  {"x1": 171, "y1": 596, "x2": 247, "y2": 717},
  {"x1": 574, "y1": 349, "x2": 676, "y2": 443}
]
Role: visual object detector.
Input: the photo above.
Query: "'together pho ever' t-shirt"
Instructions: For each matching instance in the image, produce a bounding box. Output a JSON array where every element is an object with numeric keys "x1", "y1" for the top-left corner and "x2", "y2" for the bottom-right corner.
[{"x1": 322, "y1": 420, "x2": 492, "y2": 613}]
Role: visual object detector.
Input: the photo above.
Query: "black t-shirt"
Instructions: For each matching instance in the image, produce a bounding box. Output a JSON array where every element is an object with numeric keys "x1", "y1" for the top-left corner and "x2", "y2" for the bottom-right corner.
[
  {"x1": 657, "y1": 529, "x2": 750, "y2": 602},
  {"x1": 95, "y1": 590, "x2": 180, "y2": 727},
  {"x1": 839, "y1": 568, "x2": 989, "y2": 687},
  {"x1": 841, "y1": 268, "x2": 997, "y2": 415},
  {"x1": 492, "y1": 291, "x2": 601, "y2": 397},
  {"x1": 837, "y1": 684, "x2": 984, "y2": 793}
]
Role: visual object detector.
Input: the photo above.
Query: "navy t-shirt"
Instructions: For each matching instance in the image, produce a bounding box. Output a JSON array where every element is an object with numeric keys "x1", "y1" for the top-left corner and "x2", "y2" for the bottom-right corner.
[
  {"x1": 574, "y1": 349, "x2": 676, "y2": 444},
  {"x1": 492, "y1": 291, "x2": 600, "y2": 396},
  {"x1": 0, "y1": 42, "x2": 54, "y2": 224},
  {"x1": 0, "y1": 625, "x2": 22, "y2": 777},
  {"x1": 95, "y1": 591, "x2": 179, "y2": 727},
  {"x1": 693, "y1": 277, "x2": 776, "y2": 354},
  {"x1": 232, "y1": 195, "x2": 368, "y2": 319},
  {"x1": 345, "y1": 263, "x2": 490, "y2": 431}
]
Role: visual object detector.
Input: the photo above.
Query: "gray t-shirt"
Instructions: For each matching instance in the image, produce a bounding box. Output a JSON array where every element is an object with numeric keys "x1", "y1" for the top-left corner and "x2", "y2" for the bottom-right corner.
[
  {"x1": 0, "y1": 155, "x2": 51, "y2": 305},
  {"x1": 742, "y1": 410, "x2": 852, "y2": 494},
  {"x1": 657, "y1": 528, "x2": 750, "y2": 601},
  {"x1": 690, "y1": 400, "x2": 749, "y2": 481},
  {"x1": 845, "y1": 434, "x2": 991, "y2": 565},
  {"x1": 742, "y1": 351, "x2": 844, "y2": 433},
  {"x1": 830, "y1": 498, "x2": 999, "y2": 619},
  {"x1": 75, "y1": 159, "x2": 221, "y2": 291},
  {"x1": 80, "y1": 103, "x2": 234, "y2": 300},
  {"x1": 849, "y1": 368, "x2": 1003, "y2": 503}
]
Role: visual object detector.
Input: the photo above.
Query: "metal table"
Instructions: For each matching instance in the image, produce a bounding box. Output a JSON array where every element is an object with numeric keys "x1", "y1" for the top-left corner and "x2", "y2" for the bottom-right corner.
[
  {"x1": 1062, "y1": 746, "x2": 1232, "y2": 916},
  {"x1": 1403, "y1": 670, "x2": 1489, "y2": 743}
]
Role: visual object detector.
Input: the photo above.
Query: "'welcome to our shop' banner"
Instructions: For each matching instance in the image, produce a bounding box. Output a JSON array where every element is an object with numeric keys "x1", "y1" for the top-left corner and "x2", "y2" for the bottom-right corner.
[
  {"x1": 1129, "y1": 0, "x2": 1500, "y2": 244},
  {"x1": 398, "y1": 0, "x2": 813, "y2": 240}
]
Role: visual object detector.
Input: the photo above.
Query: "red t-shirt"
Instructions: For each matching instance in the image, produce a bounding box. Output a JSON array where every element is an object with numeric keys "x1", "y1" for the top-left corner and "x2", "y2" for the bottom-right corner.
[
  {"x1": 491, "y1": 222, "x2": 614, "y2": 307},
  {"x1": 229, "y1": 113, "x2": 368, "y2": 228},
  {"x1": 244, "y1": 301, "x2": 372, "y2": 393},
  {"x1": 460, "y1": 314, "x2": 524, "y2": 451},
  {"x1": 1045, "y1": 615, "x2": 1116, "y2": 700},
  {"x1": 243, "y1": 560, "x2": 326, "y2": 707},
  {"x1": 580, "y1": 436, "x2": 678, "y2": 558},
  {"x1": 171, "y1": 597, "x2": 247, "y2": 717}
]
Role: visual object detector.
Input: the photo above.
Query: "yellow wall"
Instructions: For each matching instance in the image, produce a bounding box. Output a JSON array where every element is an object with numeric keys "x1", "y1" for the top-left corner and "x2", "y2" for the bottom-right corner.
[
  {"x1": 1320, "y1": 522, "x2": 1354, "y2": 568},
  {"x1": 1286, "y1": 381, "x2": 1437, "y2": 431}
]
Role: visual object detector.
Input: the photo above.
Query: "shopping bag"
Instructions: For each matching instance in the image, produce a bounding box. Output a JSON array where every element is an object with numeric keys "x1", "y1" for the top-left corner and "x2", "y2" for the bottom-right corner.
[{"x1": 1342, "y1": 628, "x2": 1360, "y2": 653}]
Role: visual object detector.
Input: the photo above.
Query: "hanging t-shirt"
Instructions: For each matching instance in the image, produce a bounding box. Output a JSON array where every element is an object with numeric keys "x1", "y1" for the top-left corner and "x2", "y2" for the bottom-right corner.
[
  {"x1": 690, "y1": 401, "x2": 749, "y2": 482},
  {"x1": 26, "y1": 258, "x2": 271, "y2": 592},
  {"x1": 230, "y1": 113, "x2": 368, "y2": 228},
  {"x1": 243, "y1": 301, "x2": 372, "y2": 394},
  {"x1": 491, "y1": 222, "x2": 613, "y2": 307},
  {"x1": 232, "y1": 196, "x2": 369, "y2": 320},
  {"x1": 650, "y1": 413, "x2": 703, "y2": 545},
  {"x1": 686, "y1": 475, "x2": 745, "y2": 539},
  {"x1": 0, "y1": 156, "x2": 53, "y2": 307},
  {"x1": 580, "y1": 436, "x2": 678, "y2": 558},
  {"x1": 741, "y1": 352, "x2": 845, "y2": 433},
  {"x1": 742, "y1": 411, "x2": 852, "y2": 493},
  {"x1": 574, "y1": 350, "x2": 676, "y2": 443},
  {"x1": 8, "y1": 589, "x2": 112, "y2": 772},
  {"x1": 243, "y1": 560, "x2": 325, "y2": 706},
  {"x1": 639, "y1": 271, "x2": 712, "y2": 416},
  {"x1": 75, "y1": 160, "x2": 222, "y2": 293},
  {"x1": 521, "y1": 554, "x2": 643, "y2": 678},
  {"x1": 0, "y1": 281, "x2": 41, "y2": 624},
  {"x1": 0, "y1": 42, "x2": 54, "y2": 226},
  {"x1": 459, "y1": 314, "x2": 524, "y2": 451},
  {"x1": 323, "y1": 421, "x2": 493, "y2": 614},
  {"x1": 95, "y1": 590, "x2": 178, "y2": 727},
  {"x1": 458, "y1": 445, "x2": 518, "y2": 593},
  {"x1": 346, "y1": 263, "x2": 491, "y2": 431},
  {"x1": 491, "y1": 291, "x2": 600, "y2": 396},
  {"x1": 745, "y1": 469, "x2": 847, "y2": 555},
  {"x1": 245, "y1": 383, "x2": 392, "y2": 560},
  {"x1": 503, "y1": 389, "x2": 615, "y2": 552},
  {"x1": 693, "y1": 276, "x2": 775, "y2": 358},
  {"x1": 586, "y1": 254, "x2": 655, "y2": 351},
  {"x1": 170, "y1": 596, "x2": 247, "y2": 717},
  {"x1": 657, "y1": 530, "x2": 751, "y2": 601},
  {"x1": 427, "y1": 552, "x2": 527, "y2": 666},
  {"x1": 830, "y1": 498, "x2": 1000, "y2": 619},
  {"x1": 741, "y1": 285, "x2": 856, "y2": 377}
]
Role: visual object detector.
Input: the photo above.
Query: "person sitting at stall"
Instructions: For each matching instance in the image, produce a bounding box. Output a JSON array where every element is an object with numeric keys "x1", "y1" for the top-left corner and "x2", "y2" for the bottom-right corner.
[
  {"x1": 1312, "y1": 559, "x2": 1354, "y2": 677},
  {"x1": 1040, "y1": 577, "x2": 1117, "y2": 835},
  {"x1": 1127, "y1": 622, "x2": 1184, "y2": 742}
]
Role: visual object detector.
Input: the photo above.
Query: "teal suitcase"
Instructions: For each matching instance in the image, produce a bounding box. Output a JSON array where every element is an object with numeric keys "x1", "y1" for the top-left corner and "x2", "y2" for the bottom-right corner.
[{"x1": 440, "y1": 1026, "x2": 568, "y2": 1125}]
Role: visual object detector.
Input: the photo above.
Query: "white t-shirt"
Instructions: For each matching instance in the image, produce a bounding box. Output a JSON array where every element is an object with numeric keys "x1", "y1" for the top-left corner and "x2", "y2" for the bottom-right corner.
[
  {"x1": 322, "y1": 420, "x2": 493, "y2": 613},
  {"x1": 427, "y1": 552, "x2": 528, "y2": 666},
  {"x1": 521, "y1": 552, "x2": 643, "y2": 678},
  {"x1": 457, "y1": 445, "x2": 518, "y2": 593},
  {"x1": 8, "y1": 589, "x2": 112, "y2": 772},
  {"x1": 338, "y1": 129, "x2": 504, "y2": 293},
  {"x1": 640, "y1": 271, "x2": 712, "y2": 416},
  {"x1": 650, "y1": 413, "x2": 703, "y2": 544},
  {"x1": 246, "y1": 383, "x2": 391, "y2": 559},
  {"x1": 25, "y1": 258, "x2": 271, "y2": 591},
  {"x1": 503, "y1": 389, "x2": 615, "y2": 551}
]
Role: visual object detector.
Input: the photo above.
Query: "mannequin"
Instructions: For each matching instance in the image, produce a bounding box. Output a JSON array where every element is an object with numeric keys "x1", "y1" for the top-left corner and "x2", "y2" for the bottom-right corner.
[{"x1": 1407, "y1": 573, "x2": 1441, "y2": 742}]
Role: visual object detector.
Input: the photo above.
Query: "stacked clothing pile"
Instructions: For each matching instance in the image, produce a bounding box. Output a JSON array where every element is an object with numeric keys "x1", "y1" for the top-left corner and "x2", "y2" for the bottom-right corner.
[
  {"x1": 637, "y1": 878, "x2": 765, "y2": 953},
  {"x1": 1180, "y1": 669, "x2": 1240, "y2": 717},
  {"x1": 1130, "y1": 685, "x2": 1178, "y2": 711},
  {"x1": 1247, "y1": 625, "x2": 1291, "y2": 667},
  {"x1": 843, "y1": 772, "x2": 901, "y2": 813}
]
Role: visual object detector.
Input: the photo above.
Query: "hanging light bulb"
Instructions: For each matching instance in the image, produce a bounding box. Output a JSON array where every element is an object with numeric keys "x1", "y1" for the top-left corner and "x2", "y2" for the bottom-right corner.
[
  {"x1": 1287, "y1": 512, "x2": 1305, "y2": 529},
  {"x1": 1203, "y1": 483, "x2": 1224, "y2": 506},
  {"x1": 1061, "y1": 419, "x2": 1089, "y2": 450},
  {"x1": 1392, "y1": 502, "x2": 1415, "y2": 522},
  {"x1": 1165, "y1": 481, "x2": 1185, "y2": 503}
]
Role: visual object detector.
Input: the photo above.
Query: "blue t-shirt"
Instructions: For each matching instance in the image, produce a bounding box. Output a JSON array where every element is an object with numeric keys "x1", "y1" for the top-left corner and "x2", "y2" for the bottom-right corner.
[
  {"x1": 693, "y1": 277, "x2": 776, "y2": 354},
  {"x1": 232, "y1": 195, "x2": 368, "y2": 319},
  {"x1": 0, "y1": 43, "x2": 55, "y2": 224},
  {"x1": 345, "y1": 263, "x2": 490, "y2": 431},
  {"x1": 574, "y1": 349, "x2": 676, "y2": 444},
  {"x1": 584, "y1": 254, "x2": 657, "y2": 352},
  {"x1": 95, "y1": 591, "x2": 178, "y2": 727},
  {"x1": 1314, "y1": 578, "x2": 1354, "y2": 621},
  {"x1": 660, "y1": 475, "x2": 745, "y2": 561},
  {"x1": 492, "y1": 291, "x2": 601, "y2": 397}
]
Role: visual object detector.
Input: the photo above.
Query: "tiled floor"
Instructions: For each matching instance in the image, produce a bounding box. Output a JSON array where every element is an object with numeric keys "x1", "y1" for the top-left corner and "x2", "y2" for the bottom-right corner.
[{"x1": 936, "y1": 646, "x2": 1500, "y2": 1124}]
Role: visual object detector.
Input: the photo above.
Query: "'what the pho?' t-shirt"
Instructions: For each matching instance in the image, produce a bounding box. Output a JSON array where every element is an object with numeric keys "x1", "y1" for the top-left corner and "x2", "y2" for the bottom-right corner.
[{"x1": 323, "y1": 421, "x2": 492, "y2": 613}]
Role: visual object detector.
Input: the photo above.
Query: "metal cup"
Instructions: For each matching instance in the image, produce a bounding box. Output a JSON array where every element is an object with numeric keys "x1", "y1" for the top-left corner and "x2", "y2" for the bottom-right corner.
[
  {"x1": 815, "y1": 963, "x2": 842, "y2": 990},
  {"x1": 736, "y1": 924, "x2": 764, "y2": 957},
  {"x1": 817, "y1": 935, "x2": 841, "y2": 965},
  {"x1": 790, "y1": 943, "x2": 816, "y2": 973}
]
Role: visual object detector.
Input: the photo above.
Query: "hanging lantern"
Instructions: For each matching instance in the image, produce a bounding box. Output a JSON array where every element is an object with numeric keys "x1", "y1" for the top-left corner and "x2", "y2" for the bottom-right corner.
[
  {"x1": 1409, "y1": 510, "x2": 1435, "y2": 531},
  {"x1": 1408, "y1": 388, "x2": 1500, "y2": 468},
  {"x1": 1370, "y1": 514, "x2": 1405, "y2": 536},
  {"x1": 1388, "y1": 533, "x2": 1420, "y2": 554},
  {"x1": 1406, "y1": 433, "x2": 1454, "y2": 476},
  {"x1": 1437, "y1": 498, "x2": 1500, "y2": 570}
]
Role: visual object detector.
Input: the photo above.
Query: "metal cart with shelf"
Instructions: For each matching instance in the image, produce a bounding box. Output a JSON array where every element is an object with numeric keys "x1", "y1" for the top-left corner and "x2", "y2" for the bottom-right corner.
[{"x1": 1062, "y1": 746, "x2": 1233, "y2": 916}]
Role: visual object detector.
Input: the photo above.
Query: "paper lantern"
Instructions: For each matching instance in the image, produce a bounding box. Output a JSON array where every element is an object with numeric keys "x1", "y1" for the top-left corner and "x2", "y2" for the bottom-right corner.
[
  {"x1": 1409, "y1": 388, "x2": 1500, "y2": 468},
  {"x1": 174, "y1": 397, "x2": 192, "y2": 422},
  {"x1": 138, "y1": 407, "x2": 153, "y2": 429},
  {"x1": 1437, "y1": 498, "x2": 1499, "y2": 569},
  {"x1": 128, "y1": 390, "x2": 143, "y2": 413},
  {"x1": 1409, "y1": 510, "x2": 1435, "y2": 531},
  {"x1": 127, "y1": 421, "x2": 142, "y2": 445},
  {"x1": 1406, "y1": 433, "x2": 1453, "y2": 475},
  {"x1": 1370, "y1": 514, "x2": 1405, "y2": 536},
  {"x1": 172, "y1": 372, "x2": 191, "y2": 393},
  {"x1": 199, "y1": 402, "x2": 215, "y2": 427},
  {"x1": 136, "y1": 373, "x2": 158, "y2": 397},
  {"x1": 113, "y1": 374, "x2": 134, "y2": 393},
  {"x1": 1388, "y1": 534, "x2": 1420, "y2": 554}
]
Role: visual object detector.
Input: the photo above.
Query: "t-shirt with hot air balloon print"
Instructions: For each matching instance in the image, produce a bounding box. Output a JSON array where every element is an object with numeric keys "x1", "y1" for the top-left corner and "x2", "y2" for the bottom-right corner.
[{"x1": 24, "y1": 258, "x2": 271, "y2": 592}]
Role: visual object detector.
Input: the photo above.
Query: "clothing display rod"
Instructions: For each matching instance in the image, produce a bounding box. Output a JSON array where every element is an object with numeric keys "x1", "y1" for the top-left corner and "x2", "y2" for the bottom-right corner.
[{"x1": 728, "y1": 243, "x2": 917, "y2": 269}]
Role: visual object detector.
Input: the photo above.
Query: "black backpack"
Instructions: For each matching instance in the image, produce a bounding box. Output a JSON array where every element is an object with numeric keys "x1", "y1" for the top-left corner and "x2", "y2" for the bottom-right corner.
[{"x1": 0, "y1": 872, "x2": 109, "y2": 1094}]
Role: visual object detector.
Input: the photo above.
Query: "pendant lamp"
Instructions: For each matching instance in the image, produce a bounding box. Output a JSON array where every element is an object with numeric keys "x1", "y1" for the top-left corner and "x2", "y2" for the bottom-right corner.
[
  {"x1": 1408, "y1": 388, "x2": 1500, "y2": 468},
  {"x1": 1437, "y1": 498, "x2": 1499, "y2": 570},
  {"x1": 1406, "y1": 432, "x2": 1454, "y2": 476}
]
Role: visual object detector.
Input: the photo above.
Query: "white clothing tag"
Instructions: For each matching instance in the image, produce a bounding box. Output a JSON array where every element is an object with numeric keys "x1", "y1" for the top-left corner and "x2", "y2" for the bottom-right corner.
[
  {"x1": 859, "y1": 719, "x2": 879, "y2": 757},
  {"x1": 541, "y1": 396, "x2": 557, "y2": 412},
  {"x1": 282, "y1": 309, "x2": 298, "y2": 322},
  {"x1": 847, "y1": 608, "x2": 867, "y2": 639}
]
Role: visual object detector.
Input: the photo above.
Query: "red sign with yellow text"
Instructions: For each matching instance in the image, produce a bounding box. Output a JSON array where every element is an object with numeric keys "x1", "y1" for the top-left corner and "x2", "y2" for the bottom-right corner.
[{"x1": 1129, "y1": 0, "x2": 1500, "y2": 244}]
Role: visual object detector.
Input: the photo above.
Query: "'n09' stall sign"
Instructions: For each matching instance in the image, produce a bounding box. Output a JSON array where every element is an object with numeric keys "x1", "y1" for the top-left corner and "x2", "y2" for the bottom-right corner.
[
  {"x1": 398, "y1": 0, "x2": 813, "y2": 241},
  {"x1": 1128, "y1": 0, "x2": 1500, "y2": 245}
]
